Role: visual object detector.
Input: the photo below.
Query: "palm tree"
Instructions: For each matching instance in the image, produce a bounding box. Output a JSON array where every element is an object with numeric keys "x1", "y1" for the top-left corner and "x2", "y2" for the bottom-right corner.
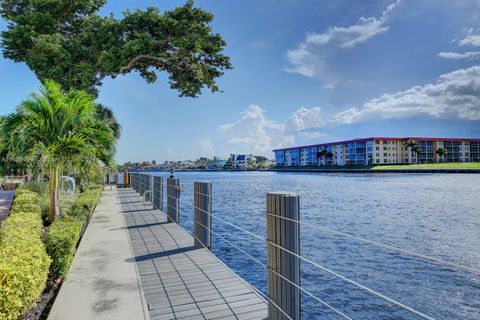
[
  {"x1": 325, "y1": 151, "x2": 334, "y2": 165},
  {"x1": 405, "y1": 140, "x2": 421, "y2": 164},
  {"x1": 95, "y1": 104, "x2": 122, "y2": 139},
  {"x1": 1, "y1": 81, "x2": 115, "y2": 223},
  {"x1": 436, "y1": 147, "x2": 447, "y2": 163},
  {"x1": 316, "y1": 149, "x2": 327, "y2": 166}
]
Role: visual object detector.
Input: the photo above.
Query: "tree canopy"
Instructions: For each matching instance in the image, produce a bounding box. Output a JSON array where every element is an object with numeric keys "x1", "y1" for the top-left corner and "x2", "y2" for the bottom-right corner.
[{"x1": 0, "y1": 0, "x2": 232, "y2": 97}]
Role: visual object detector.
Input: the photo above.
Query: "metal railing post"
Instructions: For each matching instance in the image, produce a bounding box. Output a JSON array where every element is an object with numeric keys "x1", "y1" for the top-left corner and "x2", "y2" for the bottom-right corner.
[
  {"x1": 153, "y1": 176, "x2": 163, "y2": 210},
  {"x1": 167, "y1": 177, "x2": 180, "y2": 223},
  {"x1": 194, "y1": 181, "x2": 212, "y2": 250},
  {"x1": 266, "y1": 191, "x2": 301, "y2": 320}
]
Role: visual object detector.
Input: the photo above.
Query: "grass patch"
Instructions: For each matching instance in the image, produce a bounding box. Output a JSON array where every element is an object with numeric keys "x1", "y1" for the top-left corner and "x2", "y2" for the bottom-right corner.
[{"x1": 371, "y1": 162, "x2": 480, "y2": 170}]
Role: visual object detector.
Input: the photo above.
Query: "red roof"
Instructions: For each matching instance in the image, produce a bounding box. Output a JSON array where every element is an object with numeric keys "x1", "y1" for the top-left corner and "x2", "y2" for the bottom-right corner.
[{"x1": 273, "y1": 137, "x2": 480, "y2": 152}]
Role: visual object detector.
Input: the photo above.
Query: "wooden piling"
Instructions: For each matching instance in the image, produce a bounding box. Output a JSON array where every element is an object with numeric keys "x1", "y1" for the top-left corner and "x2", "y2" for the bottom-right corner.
[
  {"x1": 266, "y1": 191, "x2": 301, "y2": 320},
  {"x1": 167, "y1": 178, "x2": 180, "y2": 223},
  {"x1": 153, "y1": 176, "x2": 163, "y2": 210},
  {"x1": 194, "y1": 181, "x2": 212, "y2": 250}
]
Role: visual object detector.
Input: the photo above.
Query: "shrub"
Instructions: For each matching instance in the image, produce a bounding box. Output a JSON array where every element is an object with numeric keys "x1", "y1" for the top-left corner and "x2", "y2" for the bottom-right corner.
[
  {"x1": 45, "y1": 185, "x2": 103, "y2": 280},
  {"x1": 45, "y1": 217, "x2": 83, "y2": 279},
  {"x1": 0, "y1": 190, "x2": 51, "y2": 320},
  {"x1": 25, "y1": 180, "x2": 49, "y2": 196}
]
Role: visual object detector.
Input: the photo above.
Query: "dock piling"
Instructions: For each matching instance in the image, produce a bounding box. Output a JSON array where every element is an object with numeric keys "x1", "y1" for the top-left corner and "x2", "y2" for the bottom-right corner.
[
  {"x1": 153, "y1": 176, "x2": 163, "y2": 210},
  {"x1": 266, "y1": 191, "x2": 301, "y2": 320},
  {"x1": 194, "y1": 181, "x2": 212, "y2": 250},
  {"x1": 167, "y1": 177, "x2": 180, "y2": 223}
]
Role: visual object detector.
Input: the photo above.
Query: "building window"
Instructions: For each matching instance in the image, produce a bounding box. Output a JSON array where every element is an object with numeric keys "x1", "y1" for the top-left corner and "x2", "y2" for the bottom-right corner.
[
  {"x1": 376, "y1": 159, "x2": 380, "y2": 163},
  {"x1": 384, "y1": 159, "x2": 388, "y2": 163},
  {"x1": 375, "y1": 140, "x2": 380, "y2": 144},
  {"x1": 384, "y1": 153, "x2": 387, "y2": 157},
  {"x1": 376, "y1": 153, "x2": 380, "y2": 157}
]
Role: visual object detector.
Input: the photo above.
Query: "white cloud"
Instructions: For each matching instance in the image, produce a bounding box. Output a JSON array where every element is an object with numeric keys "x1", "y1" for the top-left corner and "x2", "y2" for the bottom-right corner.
[
  {"x1": 218, "y1": 105, "x2": 326, "y2": 154},
  {"x1": 438, "y1": 28, "x2": 480, "y2": 61},
  {"x1": 438, "y1": 51, "x2": 480, "y2": 60},
  {"x1": 285, "y1": 107, "x2": 326, "y2": 135},
  {"x1": 334, "y1": 66, "x2": 480, "y2": 123},
  {"x1": 285, "y1": 0, "x2": 401, "y2": 82},
  {"x1": 456, "y1": 27, "x2": 480, "y2": 47},
  {"x1": 199, "y1": 138, "x2": 215, "y2": 156}
]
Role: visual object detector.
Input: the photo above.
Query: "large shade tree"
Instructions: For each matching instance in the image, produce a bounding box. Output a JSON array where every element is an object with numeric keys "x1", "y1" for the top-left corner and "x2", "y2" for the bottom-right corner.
[
  {"x1": 0, "y1": 0, "x2": 232, "y2": 97},
  {"x1": 1, "y1": 80, "x2": 116, "y2": 223},
  {"x1": 1, "y1": 0, "x2": 232, "y2": 144}
]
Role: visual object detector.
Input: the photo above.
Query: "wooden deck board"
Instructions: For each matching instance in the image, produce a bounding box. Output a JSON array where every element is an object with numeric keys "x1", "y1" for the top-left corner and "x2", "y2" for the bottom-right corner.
[{"x1": 118, "y1": 188, "x2": 267, "y2": 320}]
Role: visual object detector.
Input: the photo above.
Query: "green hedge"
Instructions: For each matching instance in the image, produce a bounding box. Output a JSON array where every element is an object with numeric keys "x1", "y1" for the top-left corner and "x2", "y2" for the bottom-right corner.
[
  {"x1": 0, "y1": 189, "x2": 51, "y2": 320},
  {"x1": 45, "y1": 217, "x2": 83, "y2": 279},
  {"x1": 45, "y1": 186, "x2": 103, "y2": 280}
]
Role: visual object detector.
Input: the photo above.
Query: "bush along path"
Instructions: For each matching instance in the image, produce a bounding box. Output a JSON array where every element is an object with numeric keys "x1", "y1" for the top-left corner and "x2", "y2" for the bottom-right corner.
[
  {"x1": 0, "y1": 185, "x2": 103, "y2": 320},
  {"x1": 0, "y1": 189, "x2": 50, "y2": 320}
]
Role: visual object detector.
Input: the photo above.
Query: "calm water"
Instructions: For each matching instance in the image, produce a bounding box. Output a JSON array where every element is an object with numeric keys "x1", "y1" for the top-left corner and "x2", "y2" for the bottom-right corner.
[{"x1": 146, "y1": 171, "x2": 480, "y2": 320}]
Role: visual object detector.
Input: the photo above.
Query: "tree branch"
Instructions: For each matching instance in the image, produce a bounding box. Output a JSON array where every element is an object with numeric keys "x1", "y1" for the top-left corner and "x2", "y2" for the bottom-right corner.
[
  {"x1": 87, "y1": 54, "x2": 185, "y2": 92},
  {"x1": 59, "y1": 0, "x2": 74, "y2": 21}
]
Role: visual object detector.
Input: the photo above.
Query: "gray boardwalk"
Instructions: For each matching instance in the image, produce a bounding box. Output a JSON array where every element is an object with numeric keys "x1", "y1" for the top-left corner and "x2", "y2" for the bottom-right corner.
[{"x1": 118, "y1": 188, "x2": 268, "y2": 320}]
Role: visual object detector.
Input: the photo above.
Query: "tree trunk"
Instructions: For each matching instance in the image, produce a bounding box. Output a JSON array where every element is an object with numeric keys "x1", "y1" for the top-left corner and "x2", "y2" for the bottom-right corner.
[{"x1": 48, "y1": 165, "x2": 59, "y2": 224}]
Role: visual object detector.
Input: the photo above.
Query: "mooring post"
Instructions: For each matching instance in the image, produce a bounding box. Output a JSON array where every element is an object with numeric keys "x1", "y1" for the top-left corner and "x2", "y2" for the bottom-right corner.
[
  {"x1": 138, "y1": 174, "x2": 143, "y2": 195},
  {"x1": 153, "y1": 176, "x2": 163, "y2": 210},
  {"x1": 132, "y1": 173, "x2": 137, "y2": 192},
  {"x1": 167, "y1": 177, "x2": 180, "y2": 223},
  {"x1": 146, "y1": 175, "x2": 153, "y2": 202},
  {"x1": 194, "y1": 181, "x2": 212, "y2": 250},
  {"x1": 142, "y1": 174, "x2": 148, "y2": 198},
  {"x1": 266, "y1": 191, "x2": 301, "y2": 320}
]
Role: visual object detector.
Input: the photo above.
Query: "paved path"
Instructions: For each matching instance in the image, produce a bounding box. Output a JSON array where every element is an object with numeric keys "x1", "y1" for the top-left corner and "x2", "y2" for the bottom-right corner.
[
  {"x1": 48, "y1": 187, "x2": 150, "y2": 320},
  {"x1": 118, "y1": 188, "x2": 268, "y2": 320},
  {"x1": 0, "y1": 190, "x2": 15, "y2": 224}
]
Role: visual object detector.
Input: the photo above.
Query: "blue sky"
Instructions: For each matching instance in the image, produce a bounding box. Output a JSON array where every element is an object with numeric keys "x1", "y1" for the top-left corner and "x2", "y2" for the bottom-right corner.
[{"x1": 1, "y1": 0, "x2": 480, "y2": 163}]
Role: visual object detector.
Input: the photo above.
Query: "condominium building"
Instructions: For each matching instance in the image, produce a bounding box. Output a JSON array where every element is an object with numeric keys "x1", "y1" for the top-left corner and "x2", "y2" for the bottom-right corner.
[{"x1": 274, "y1": 137, "x2": 480, "y2": 167}]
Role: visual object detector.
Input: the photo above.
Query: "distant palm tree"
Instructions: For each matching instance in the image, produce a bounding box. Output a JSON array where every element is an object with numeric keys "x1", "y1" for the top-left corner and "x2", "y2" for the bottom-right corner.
[
  {"x1": 405, "y1": 140, "x2": 421, "y2": 164},
  {"x1": 436, "y1": 147, "x2": 447, "y2": 163},
  {"x1": 1, "y1": 81, "x2": 116, "y2": 223},
  {"x1": 316, "y1": 149, "x2": 327, "y2": 166},
  {"x1": 325, "y1": 151, "x2": 334, "y2": 165}
]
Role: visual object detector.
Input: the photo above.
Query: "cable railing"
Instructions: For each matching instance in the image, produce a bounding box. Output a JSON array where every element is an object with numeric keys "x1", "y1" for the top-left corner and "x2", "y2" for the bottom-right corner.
[
  {"x1": 166, "y1": 192, "x2": 438, "y2": 320},
  {"x1": 185, "y1": 188, "x2": 480, "y2": 275},
  {"x1": 126, "y1": 172, "x2": 477, "y2": 320}
]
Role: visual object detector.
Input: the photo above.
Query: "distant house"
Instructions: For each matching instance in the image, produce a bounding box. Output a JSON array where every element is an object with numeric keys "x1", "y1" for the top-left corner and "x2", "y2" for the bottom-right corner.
[
  {"x1": 206, "y1": 159, "x2": 227, "y2": 170},
  {"x1": 232, "y1": 154, "x2": 256, "y2": 169},
  {"x1": 176, "y1": 161, "x2": 194, "y2": 170}
]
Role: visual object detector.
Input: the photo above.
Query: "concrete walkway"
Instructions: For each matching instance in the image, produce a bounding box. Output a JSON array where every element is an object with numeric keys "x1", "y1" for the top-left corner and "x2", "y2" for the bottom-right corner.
[
  {"x1": 48, "y1": 187, "x2": 149, "y2": 320},
  {"x1": 0, "y1": 190, "x2": 15, "y2": 224}
]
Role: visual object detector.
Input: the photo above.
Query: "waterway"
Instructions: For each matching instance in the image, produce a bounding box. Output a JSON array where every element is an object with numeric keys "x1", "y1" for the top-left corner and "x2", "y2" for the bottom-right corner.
[{"x1": 146, "y1": 171, "x2": 480, "y2": 319}]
